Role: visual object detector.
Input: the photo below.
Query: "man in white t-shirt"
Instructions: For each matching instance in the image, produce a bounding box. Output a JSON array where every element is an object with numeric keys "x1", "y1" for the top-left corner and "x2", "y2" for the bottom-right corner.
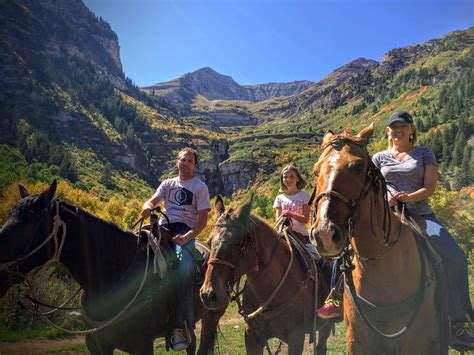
[{"x1": 142, "y1": 147, "x2": 211, "y2": 351}]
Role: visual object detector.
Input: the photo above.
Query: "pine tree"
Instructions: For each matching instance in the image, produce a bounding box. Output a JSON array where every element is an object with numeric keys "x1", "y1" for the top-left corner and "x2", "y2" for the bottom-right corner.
[
  {"x1": 461, "y1": 145, "x2": 472, "y2": 186},
  {"x1": 450, "y1": 131, "x2": 465, "y2": 169},
  {"x1": 415, "y1": 119, "x2": 425, "y2": 132},
  {"x1": 441, "y1": 143, "x2": 451, "y2": 167}
]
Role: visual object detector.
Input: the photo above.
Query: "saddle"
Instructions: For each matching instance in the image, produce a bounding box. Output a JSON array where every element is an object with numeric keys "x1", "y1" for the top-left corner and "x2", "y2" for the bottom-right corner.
[
  {"x1": 277, "y1": 226, "x2": 319, "y2": 275},
  {"x1": 140, "y1": 223, "x2": 210, "y2": 282}
]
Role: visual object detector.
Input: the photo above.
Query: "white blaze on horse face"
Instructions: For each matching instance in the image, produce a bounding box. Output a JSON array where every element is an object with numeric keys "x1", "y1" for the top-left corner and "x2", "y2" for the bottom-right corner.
[
  {"x1": 317, "y1": 151, "x2": 340, "y2": 252},
  {"x1": 319, "y1": 151, "x2": 339, "y2": 231}
]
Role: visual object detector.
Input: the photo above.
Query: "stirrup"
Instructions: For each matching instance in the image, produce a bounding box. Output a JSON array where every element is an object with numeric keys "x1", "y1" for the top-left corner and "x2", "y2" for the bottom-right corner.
[{"x1": 171, "y1": 328, "x2": 188, "y2": 351}]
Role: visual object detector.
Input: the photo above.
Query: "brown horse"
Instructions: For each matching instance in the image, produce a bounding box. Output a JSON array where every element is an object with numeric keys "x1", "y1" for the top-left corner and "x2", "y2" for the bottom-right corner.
[
  {"x1": 0, "y1": 181, "x2": 225, "y2": 355},
  {"x1": 310, "y1": 123, "x2": 448, "y2": 354},
  {"x1": 200, "y1": 196, "x2": 332, "y2": 354}
]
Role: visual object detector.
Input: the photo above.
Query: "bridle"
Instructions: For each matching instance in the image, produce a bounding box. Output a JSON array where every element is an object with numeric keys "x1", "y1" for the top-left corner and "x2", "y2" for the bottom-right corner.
[
  {"x1": 207, "y1": 214, "x2": 282, "y2": 310},
  {"x1": 0, "y1": 200, "x2": 67, "y2": 277},
  {"x1": 208, "y1": 215, "x2": 252, "y2": 271},
  {"x1": 311, "y1": 137, "x2": 392, "y2": 257}
]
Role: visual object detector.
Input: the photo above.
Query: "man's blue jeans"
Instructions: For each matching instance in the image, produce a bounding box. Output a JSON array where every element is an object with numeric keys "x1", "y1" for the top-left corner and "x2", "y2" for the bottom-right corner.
[{"x1": 172, "y1": 225, "x2": 195, "y2": 330}]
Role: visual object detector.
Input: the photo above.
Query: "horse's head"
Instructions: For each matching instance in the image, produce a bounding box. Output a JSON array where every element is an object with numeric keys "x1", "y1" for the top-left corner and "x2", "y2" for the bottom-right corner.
[
  {"x1": 310, "y1": 123, "x2": 375, "y2": 257},
  {"x1": 200, "y1": 195, "x2": 252, "y2": 311},
  {"x1": 0, "y1": 181, "x2": 57, "y2": 296}
]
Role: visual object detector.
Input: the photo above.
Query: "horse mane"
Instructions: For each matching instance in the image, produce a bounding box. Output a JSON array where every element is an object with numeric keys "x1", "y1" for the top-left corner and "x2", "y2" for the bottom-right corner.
[
  {"x1": 248, "y1": 213, "x2": 276, "y2": 238},
  {"x1": 216, "y1": 208, "x2": 278, "y2": 241},
  {"x1": 59, "y1": 199, "x2": 136, "y2": 239}
]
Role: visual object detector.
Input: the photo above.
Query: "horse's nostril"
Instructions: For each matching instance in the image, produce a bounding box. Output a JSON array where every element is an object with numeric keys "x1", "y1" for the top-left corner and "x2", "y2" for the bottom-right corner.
[
  {"x1": 209, "y1": 291, "x2": 217, "y2": 302},
  {"x1": 332, "y1": 230, "x2": 342, "y2": 245},
  {"x1": 201, "y1": 289, "x2": 217, "y2": 305}
]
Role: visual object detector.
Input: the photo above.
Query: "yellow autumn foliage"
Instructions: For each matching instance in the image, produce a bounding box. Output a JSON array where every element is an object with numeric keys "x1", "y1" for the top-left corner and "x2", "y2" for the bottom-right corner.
[{"x1": 0, "y1": 180, "x2": 144, "y2": 230}]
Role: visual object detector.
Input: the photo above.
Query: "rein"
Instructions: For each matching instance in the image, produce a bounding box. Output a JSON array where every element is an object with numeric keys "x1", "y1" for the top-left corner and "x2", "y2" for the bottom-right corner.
[
  {"x1": 210, "y1": 217, "x2": 298, "y2": 321},
  {"x1": 9, "y1": 203, "x2": 171, "y2": 335},
  {"x1": 0, "y1": 200, "x2": 66, "y2": 274},
  {"x1": 341, "y1": 225, "x2": 430, "y2": 339},
  {"x1": 34, "y1": 220, "x2": 153, "y2": 335},
  {"x1": 211, "y1": 218, "x2": 279, "y2": 292},
  {"x1": 246, "y1": 226, "x2": 295, "y2": 320}
]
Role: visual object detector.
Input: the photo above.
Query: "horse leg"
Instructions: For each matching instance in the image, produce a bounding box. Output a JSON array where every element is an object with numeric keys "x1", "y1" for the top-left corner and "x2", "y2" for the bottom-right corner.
[
  {"x1": 85, "y1": 333, "x2": 114, "y2": 355},
  {"x1": 287, "y1": 330, "x2": 305, "y2": 355},
  {"x1": 245, "y1": 328, "x2": 265, "y2": 355},
  {"x1": 130, "y1": 339, "x2": 154, "y2": 355},
  {"x1": 316, "y1": 320, "x2": 331, "y2": 355},
  {"x1": 197, "y1": 309, "x2": 224, "y2": 354},
  {"x1": 186, "y1": 329, "x2": 197, "y2": 355}
]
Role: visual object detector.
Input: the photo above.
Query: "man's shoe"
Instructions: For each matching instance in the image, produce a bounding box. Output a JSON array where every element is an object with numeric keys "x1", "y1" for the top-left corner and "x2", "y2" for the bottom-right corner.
[
  {"x1": 317, "y1": 298, "x2": 342, "y2": 319},
  {"x1": 452, "y1": 322, "x2": 474, "y2": 349},
  {"x1": 171, "y1": 328, "x2": 188, "y2": 351}
]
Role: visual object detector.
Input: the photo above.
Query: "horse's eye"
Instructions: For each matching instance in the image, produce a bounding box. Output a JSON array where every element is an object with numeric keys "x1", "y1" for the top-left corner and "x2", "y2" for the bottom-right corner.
[{"x1": 348, "y1": 161, "x2": 364, "y2": 172}]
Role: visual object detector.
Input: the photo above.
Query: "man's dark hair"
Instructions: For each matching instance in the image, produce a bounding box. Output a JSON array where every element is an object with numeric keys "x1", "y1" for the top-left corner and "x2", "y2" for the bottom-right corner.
[{"x1": 178, "y1": 147, "x2": 199, "y2": 165}]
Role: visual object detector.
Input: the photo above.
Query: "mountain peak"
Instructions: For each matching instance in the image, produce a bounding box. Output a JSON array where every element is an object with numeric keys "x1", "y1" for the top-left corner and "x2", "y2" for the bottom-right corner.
[
  {"x1": 183, "y1": 67, "x2": 234, "y2": 83},
  {"x1": 145, "y1": 67, "x2": 313, "y2": 102},
  {"x1": 192, "y1": 67, "x2": 219, "y2": 75},
  {"x1": 334, "y1": 57, "x2": 379, "y2": 73}
]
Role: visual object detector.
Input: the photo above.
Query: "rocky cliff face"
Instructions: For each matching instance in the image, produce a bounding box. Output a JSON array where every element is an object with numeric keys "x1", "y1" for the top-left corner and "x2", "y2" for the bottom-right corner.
[
  {"x1": 243, "y1": 80, "x2": 314, "y2": 101},
  {"x1": 0, "y1": 0, "x2": 127, "y2": 108},
  {"x1": 206, "y1": 110, "x2": 257, "y2": 126},
  {"x1": 0, "y1": 0, "x2": 155, "y2": 185},
  {"x1": 23, "y1": 0, "x2": 124, "y2": 85}
]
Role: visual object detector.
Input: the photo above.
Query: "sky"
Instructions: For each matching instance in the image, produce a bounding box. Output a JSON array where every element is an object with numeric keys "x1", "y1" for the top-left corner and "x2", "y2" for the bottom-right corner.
[{"x1": 82, "y1": 0, "x2": 473, "y2": 87}]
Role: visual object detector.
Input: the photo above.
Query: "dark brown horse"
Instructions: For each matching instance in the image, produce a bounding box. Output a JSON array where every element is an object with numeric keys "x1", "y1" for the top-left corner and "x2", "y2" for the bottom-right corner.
[
  {"x1": 0, "y1": 181, "x2": 225, "y2": 355},
  {"x1": 200, "y1": 196, "x2": 331, "y2": 354},
  {"x1": 310, "y1": 124, "x2": 448, "y2": 354}
]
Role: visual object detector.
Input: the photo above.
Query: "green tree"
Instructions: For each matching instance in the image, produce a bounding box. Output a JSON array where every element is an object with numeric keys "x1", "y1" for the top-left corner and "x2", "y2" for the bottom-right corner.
[
  {"x1": 450, "y1": 131, "x2": 465, "y2": 169},
  {"x1": 461, "y1": 145, "x2": 473, "y2": 186}
]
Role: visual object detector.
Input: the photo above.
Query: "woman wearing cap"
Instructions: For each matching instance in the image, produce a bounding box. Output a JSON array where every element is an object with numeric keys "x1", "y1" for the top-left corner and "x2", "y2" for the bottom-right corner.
[{"x1": 372, "y1": 111, "x2": 473, "y2": 349}]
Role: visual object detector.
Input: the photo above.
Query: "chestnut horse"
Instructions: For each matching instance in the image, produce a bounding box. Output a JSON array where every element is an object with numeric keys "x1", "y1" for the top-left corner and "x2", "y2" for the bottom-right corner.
[
  {"x1": 310, "y1": 123, "x2": 448, "y2": 354},
  {"x1": 0, "y1": 181, "x2": 225, "y2": 355},
  {"x1": 200, "y1": 196, "x2": 332, "y2": 354}
]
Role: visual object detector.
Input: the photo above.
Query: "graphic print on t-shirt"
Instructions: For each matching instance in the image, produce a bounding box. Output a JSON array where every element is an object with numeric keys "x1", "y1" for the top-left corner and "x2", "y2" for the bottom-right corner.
[
  {"x1": 168, "y1": 187, "x2": 193, "y2": 207},
  {"x1": 281, "y1": 200, "x2": 303, "y2": 214}
]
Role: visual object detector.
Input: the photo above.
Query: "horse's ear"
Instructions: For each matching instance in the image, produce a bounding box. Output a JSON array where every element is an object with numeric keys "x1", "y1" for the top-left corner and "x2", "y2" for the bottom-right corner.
[
  {"x1": 214, "y1": 194, "x2": 225, "y2": 215},
  {"x1": 343, "y1": 126, "x2": 353, "y2": 136},
  {"x1": 356, "y1": 122, "x2": 375, "y2": 145},
  {"x1": 38, "y1": 180, "x2": 57, "y2": 204},
  {"x1": 322, "y1": 130, "x2": 334, "y2": 146},
  {"x1": 18, "y1": 185, "x2": 30, "y2": 198},
  {"x1": 237, "y1": 193, "x2": 253, "y2": 221}
]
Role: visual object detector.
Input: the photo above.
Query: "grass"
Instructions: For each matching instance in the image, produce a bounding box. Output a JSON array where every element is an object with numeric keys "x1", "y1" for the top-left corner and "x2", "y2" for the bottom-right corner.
[
  {"x1": 0, "y1": 327, "x2": 68, "y2": 343},
  {"x1": 3, "y1": 296, "x2": 470, "y2": 354}
]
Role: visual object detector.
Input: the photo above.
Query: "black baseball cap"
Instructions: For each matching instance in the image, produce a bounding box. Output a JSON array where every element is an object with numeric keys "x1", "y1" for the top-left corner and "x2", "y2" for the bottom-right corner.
[{"x1": 388, "y1": 111, "x2": 413, "y2": 126}]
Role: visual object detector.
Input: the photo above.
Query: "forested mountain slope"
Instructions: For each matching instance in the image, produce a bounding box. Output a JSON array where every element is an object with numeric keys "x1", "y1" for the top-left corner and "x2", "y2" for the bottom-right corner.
[{"x1": 0, "y1": 0, "x2": 472, "y2": 223}]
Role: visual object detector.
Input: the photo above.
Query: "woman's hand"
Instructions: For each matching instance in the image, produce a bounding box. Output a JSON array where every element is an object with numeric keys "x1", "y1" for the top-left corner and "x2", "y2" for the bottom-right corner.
[
  {"x1": 387, "y1": 192, "x2": 398, "y2": 207},
  {"x1": 395, "y1": 192, "x2": 411, "y2": 203},
  {"x1": 281, "y1": 210, "x2": 294, "y2": 218},
  {"x1": 388, "y1": 191, "x2": 411, "y2": 206}
]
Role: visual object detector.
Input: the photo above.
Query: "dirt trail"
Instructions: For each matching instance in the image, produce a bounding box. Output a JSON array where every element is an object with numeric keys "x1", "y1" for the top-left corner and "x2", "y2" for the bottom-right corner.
[
  {"x1": 0, "y1": 313, "x2": 243, "y2": 354},
  {"x1": 0, "y1": 336, "x2": 84, "y2": 354}
]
